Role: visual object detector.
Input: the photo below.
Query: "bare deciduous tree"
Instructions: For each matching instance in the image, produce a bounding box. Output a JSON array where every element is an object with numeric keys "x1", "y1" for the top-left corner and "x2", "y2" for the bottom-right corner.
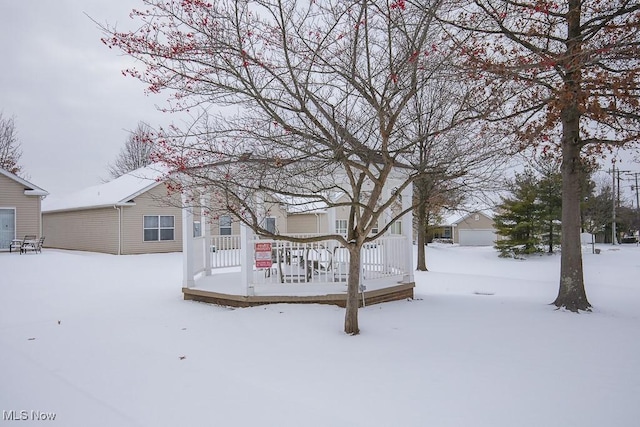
[
  {"x1": 108, "y1": 122, "x2": 156, "y2": 179},
  {"x1": 405, "y1": 79, "x2": 507, "y2": 271},
  {"x1": 0, "y1": 113, "x2": 23, "y2": 175}
]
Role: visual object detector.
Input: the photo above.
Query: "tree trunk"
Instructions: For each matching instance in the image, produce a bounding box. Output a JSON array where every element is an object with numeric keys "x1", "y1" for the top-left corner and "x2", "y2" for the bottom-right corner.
[
  {"x1": 416, "y1": 204, "x2": 428, "y2": 271},
  {"x1": 553, "y1": 0, "x2": 591, "y2": 312},
  {"x1": 344, "y1": 245, "x2": 362, "y2": 335},
  {"x1": 553, "y1": 139, "x2": 591, "y2": 311},
  {"x1": 548, "y1": 221, "x2": 553, "y2": 253}
]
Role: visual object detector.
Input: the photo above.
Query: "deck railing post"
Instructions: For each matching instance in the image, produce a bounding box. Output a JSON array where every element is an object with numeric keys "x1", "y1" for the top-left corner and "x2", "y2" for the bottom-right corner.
[
  {"x1": 240, "y1": 224, "x2": 254, "y2": 296},
  {"x1": 201, "y1": 195, "x2": 212, "y2": 276},
  {"x1": 401, "y1": 185, "x2": 414, "y2": 283},
  {"x1": 182, "y1": 193, "x2": 195, "y2": 288},
  {"x1": 327, "y1": 204, "x2": 336, "y2": 234}
]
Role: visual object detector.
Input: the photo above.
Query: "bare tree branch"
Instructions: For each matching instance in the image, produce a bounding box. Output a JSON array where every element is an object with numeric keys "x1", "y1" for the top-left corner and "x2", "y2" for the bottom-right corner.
[{"x1": 0, "y1": 112, "x2": 23, "y2": 176}]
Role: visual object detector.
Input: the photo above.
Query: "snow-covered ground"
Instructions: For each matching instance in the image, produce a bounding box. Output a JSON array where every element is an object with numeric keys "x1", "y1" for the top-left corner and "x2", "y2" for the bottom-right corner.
[{"x1": 1, "y1": 244, "x2": 639, "y2": 427}]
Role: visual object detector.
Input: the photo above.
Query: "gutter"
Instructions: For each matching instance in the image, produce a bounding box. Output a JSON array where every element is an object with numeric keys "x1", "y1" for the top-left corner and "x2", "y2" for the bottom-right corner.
[
  {"x1": 39, "y1": 194, "x2": 47, "y2": 239},
  {"x1": 25, "y1": 189, "x2": 49, "y2": 196},
  {"x1": 114, "y1": 205, "x2": 122, "y2": 255},
  {"x1": 43, "y1": 202, "x2": 135, "y2": 214}
]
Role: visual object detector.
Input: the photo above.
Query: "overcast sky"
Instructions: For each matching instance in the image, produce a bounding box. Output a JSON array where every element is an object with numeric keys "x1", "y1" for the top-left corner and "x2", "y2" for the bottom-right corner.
[
  {"x1": 1, "y1": 1, "x2": 638, "y2": 199},
  {"x1": 0, "y1": 0, "x2": 172, "y2": 194}
]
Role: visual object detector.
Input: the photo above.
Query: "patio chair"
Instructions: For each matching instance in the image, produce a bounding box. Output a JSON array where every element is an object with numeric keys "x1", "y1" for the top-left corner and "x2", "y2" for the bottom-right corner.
[
  {"x1": 19, "y1": 235, "x2": 39, "y2": 254},
  {"x1": 10, "y1": 235, "x2": 35, "y2": 254},
  {"x1": 35, "y1": 236, "x2": 45, "y2": 253},
  {"x1": 304, "y1": 247, "x2": 333, "y2": 279}
]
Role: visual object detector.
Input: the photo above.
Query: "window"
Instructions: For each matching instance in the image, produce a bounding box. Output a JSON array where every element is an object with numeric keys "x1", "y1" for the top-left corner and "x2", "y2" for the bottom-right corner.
[
  {"x1": 335, "y1": 219, "x2": 348, "y2": 235},
  {"x1": 443, "y1": 227, "x2": 452, "y2": 239},
  {"x1": 265, "y1": 217, "x2": 276, "y2": 234},
  {"x1": 144, "y1": 215, "x2": 175, "y2": 241},
  {"x1": 193, "y1": 221, "x2": 202, "y2": 238},
  {"x1": 474, "y1": 214, "x2": 480, "y2": 221},
  {"x1": 390, "y1": 220, "x2": 402, "y2": 235},
  {"x1": 219, "y1": 215, "x2": 232, "y2": 235},
  {"x1": 371, "y1": 223, "x2": 379, "y2": 234}
]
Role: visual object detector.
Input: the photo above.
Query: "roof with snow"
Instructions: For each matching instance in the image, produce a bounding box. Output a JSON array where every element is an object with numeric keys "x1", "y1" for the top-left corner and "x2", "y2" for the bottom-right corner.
[
  {"x1": 436, "y1": 209, "x2": 495, "y2": 227},
  {"x1": 42, "y1": 164, "x2": 170, "y2": 213},
  {"x1": 0, "y1": 167, "x2": 49, "y2": 196}
]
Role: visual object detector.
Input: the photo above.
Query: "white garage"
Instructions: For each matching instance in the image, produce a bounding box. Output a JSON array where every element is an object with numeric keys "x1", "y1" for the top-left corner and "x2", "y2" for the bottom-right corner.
[{"x1": 458, "y1": 229, "x2": 496, "y2": 246}]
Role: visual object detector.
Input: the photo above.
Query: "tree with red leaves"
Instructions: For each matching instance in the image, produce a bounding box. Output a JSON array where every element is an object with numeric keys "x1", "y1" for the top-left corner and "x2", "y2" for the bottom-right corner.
[
  {"x1": 439, "y1": 0, "x2": 640, "y2": 312},
  {"x1": 100, "y1": 0, "x2": 502, "y2": 334}
]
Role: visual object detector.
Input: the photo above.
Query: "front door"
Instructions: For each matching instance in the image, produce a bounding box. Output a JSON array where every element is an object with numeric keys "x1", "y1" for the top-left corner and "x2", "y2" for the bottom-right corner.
[{"x1": 0, "y1": 208, "x2": 16, "y2": 250}]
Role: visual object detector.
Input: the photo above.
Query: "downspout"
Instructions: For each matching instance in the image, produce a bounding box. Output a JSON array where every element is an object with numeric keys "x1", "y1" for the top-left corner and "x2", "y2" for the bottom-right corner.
[
  {"x1": 39, "y1": 195, "x2": 47, "y2": 238},
  {"x1": 114, "y1": 205, "x2": 122, "y2": 255}
]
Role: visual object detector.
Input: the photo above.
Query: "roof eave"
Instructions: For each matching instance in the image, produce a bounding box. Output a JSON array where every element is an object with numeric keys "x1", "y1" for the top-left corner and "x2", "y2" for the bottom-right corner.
[
  {"x1": 122, "y1": 180, "x2": 165, "y2": 202},
  {"x1": 24, "y1": 189, "x2": 49, "y2": 196},
  {"x1": 43, "y1": 202, "x2": 135, "y2": 214},
  {"x1": 0, "y1": 168, "x2": 48, "y2": 195},
  {"x1": 288, "y1": 209, "x2": 328, "y2": 215}
]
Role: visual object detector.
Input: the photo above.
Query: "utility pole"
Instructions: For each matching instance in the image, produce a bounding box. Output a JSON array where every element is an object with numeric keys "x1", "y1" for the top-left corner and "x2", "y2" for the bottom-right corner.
[
  {"x1": 612, "y1": 162, "x2": 616, "y2": 245},
  {"x1": 636, "y1": 173, "x2": 640, "y2": 211},
  {"x1": 635, "y1": 173, "x2": 640, "y2": 244},
  {"x1": 617, "y1": 169, "x2": 622, "y2": 208}
]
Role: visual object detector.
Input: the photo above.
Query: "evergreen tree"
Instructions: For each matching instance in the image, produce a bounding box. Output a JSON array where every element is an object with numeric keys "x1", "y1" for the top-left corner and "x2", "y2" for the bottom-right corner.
[
  {"x1": 537, "y1": 171, "x2": 563, "y2": 253},
  {"x1": 494, "y1": 171, "x2": 543, "y2": 258}
]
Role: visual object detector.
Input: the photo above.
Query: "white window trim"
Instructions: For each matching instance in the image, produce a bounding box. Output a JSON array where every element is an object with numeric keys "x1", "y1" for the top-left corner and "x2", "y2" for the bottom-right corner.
[
  {"x1": 371, "y1": 221, "x2": 379, "y2": 235},
  {"x1": 219, "y1": 215, "x2": 232, "y2": 236},
  {"x1": 390, "y1": 220, "x2": 402, "y2": 235},
  {"x1": 335, "y1": 219, "x2": 348, "y2": 235},
  {"x1": 264, "y1": 216, "x2": 277, "y2": 234},
  {"x1": 143, "y1": 215, "x2": 175, "y2": 242}
]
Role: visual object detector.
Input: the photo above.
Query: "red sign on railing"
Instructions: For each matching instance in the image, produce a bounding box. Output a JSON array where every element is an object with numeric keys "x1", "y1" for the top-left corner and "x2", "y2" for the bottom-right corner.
[{"x1": 255, "y1": 242, "x2": 272, "y2": 268}]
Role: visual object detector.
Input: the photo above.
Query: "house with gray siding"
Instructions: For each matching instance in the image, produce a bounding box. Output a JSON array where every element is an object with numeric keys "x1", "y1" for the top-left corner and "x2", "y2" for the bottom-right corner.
[
  {"x1": 0, "y1": 168, "x2": 49, "y2": 250},
  {"x1": 42, "y1": 165, "x2": 182, "y2": 255}
]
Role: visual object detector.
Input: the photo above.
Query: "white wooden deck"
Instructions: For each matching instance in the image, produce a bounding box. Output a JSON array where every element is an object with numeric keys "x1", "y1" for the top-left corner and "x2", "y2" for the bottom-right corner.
[{"x1": 190, "y1": 266, "x2": 407, "y2": 297}]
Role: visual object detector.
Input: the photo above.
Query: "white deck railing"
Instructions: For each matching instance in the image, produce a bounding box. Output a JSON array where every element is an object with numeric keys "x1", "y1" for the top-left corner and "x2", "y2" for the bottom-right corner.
[
  {"x1": 249, "y1": 235, "x2": 408, "y2": 286},
  {"x1": 210, "y1": 235, "x2": 242, "y2": 268},
  {"x1": 189, "y1": 230, "x2": 410, "y2": 294}
]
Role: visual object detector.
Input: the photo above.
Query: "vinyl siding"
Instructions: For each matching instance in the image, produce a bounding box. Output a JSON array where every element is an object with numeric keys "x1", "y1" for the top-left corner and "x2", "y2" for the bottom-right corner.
[
  {"x1": 334, "y1": 194, "x2": 386, "y2": 234},
  {"x1": 0, "y1": 173, "x2": 42, "y2": 239},
  {"x1": 453, "y1": 213, "x2": 495, "y2": 243},
  {"x1": 210, "y1": 215, "x2": 241, "y2": 236},
  {"x1": 263, "y1": 198, "x2": 287, "y2": 234},
  {"x1": 120, "y1": 185, "x2": 183, "y2": 254},
  {"x1": 287, "y1": 213, "x2": 327, "y2": 234},
  {"x1": 43, "y1": 208, "x2": 119, "y2": 254},
  {"x1": 207, "y1": 197, "x2": 287, "y2": 236}
]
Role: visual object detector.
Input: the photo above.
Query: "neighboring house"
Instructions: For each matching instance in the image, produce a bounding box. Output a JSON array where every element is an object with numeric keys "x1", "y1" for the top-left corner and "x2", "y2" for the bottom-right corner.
[
  {"x1": 208, "y1": 192, "x2": 394, "y2": 238},
  {"x1": 207, "y1": 196, "x2": 288, "y2": 239},
  {"x1": 430, "y1": 210, "x2": 497, "y2": 246},
  {"x1": 276, "y1": 195, "x2": 331, "y2": 235},
  {"x1": 0, "y1": 168, "x2": 49, "y2": 251},
  {"x1": 273, "y1": 193, "x2": 389, "y2": 236},
  {"x1": 42, "y1": 165, "x2": 182, "y2": 255}
]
